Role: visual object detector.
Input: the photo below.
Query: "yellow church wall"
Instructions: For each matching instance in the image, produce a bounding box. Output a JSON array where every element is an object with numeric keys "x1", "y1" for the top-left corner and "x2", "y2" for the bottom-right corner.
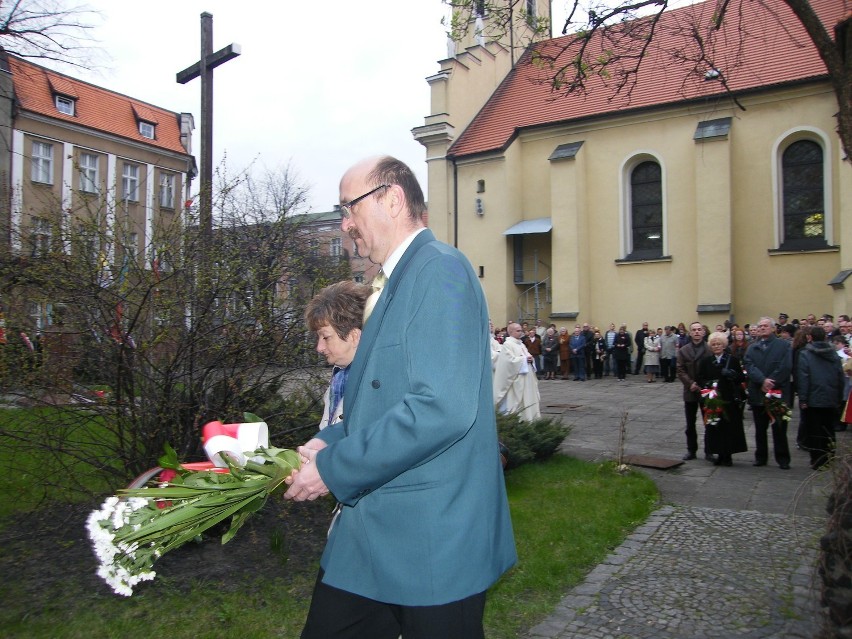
[
  {"x1": 727, "y1": 87, "x2": 843, "y2": 322},
  {"x1": 423, "y1": 147, "x2": 453, "y2": 245},
  {"x1": 454, "y1": 152, "x2": 514, "y2": 324},
  {"x1": 443, "y1": 45, "x2": 514, "y2": 136},
  {"x1": 516, "y1": 111, "x2": 714, "y2": 329},
  {"x1": 444, "y1": 82, "x2": 847, "y2": 331}
]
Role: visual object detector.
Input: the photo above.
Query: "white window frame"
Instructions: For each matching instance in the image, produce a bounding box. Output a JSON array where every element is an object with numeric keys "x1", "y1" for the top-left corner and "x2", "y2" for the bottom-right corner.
[
  {"x1": 31, "y1": 141, "x2": 53, "y2": 184},
  {"x1": 159, "y1": 172, "x2": 175, "y2": 208},
  {"x1": 55, "y1": 95, "x2": 75, "y2": 116},
  {"x1": 122, "y1": 163, "x2": 139, "y2": 202},
  {"x1": 127, "y1": 232, "x2": 139, "y2": 261},
  {"x1": 619, "y1": 151, "x2": 668, "y2": 260},
  {"x1": 330, "y1": 237, "x2": 342, "y2": 257},
  {"x1": 77, "y1": 223, "x2": 97, "y2": 262},
  {"x1": 139, "y1": 121, "x2": 155, "y2": 139},
  {"x1": 31, "y1": 217, "x2": 51, "y2": 256},
  {"x1": 79, "y1": 152, "x2": 99, "y2": 193},
  {"x1": 28, "y1": 301, "x2": 54, "y2": 331},
  {"x1": 771, "y1": 127, "x2": 833, "y2": 249}
]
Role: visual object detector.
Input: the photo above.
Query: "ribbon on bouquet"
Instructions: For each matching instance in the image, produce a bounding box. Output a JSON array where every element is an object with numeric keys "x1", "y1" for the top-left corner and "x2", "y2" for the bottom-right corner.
[
  {"x1": 202, "y1": 420, "x2": 270, "y2": 468},
  {"x1": 764, "y1": 388, "x2": 784, "y2": 426},
  {"x1": 700, "y1": 385, "x2": 718, "y2": 400}
]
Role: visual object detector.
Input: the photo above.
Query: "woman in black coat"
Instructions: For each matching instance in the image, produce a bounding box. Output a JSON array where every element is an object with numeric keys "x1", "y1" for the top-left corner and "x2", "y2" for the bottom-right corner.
[
  {"x1": 612, "y1": 326, "x2": 632, "y2": 381},
  {"x1": 696, "y1": 331, "x2": 748, "y2": 466}
]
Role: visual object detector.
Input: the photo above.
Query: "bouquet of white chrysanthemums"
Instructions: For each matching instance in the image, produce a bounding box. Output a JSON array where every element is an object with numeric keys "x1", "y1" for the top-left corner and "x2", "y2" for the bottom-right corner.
[{"x1": 86, "y1": 415, "x2": 301, "y2": 596}]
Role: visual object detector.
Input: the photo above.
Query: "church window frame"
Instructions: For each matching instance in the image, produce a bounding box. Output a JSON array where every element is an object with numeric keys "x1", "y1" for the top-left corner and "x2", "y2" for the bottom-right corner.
[
  {"x1": 772, "y1": 128, "x2": 832, "y2": 251},
  {"x1": 620, "y1": 153, "x2": 666, "y2": 261}
]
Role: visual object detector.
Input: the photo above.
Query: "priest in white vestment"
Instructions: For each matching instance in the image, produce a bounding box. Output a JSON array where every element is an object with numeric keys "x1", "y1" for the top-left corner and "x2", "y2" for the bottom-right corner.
[{"x1": 493, "y1": 322, "x2": 541, "y2": 422}]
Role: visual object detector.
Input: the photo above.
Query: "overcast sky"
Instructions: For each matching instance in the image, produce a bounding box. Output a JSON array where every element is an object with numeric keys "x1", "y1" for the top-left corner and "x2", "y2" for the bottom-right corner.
[{"x1": 70, "y1": 0, "x2": 458, "y2": 213}]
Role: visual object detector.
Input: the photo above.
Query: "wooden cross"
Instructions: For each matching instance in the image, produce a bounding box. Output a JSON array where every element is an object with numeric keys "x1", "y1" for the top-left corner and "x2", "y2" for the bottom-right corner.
[{"x1": 177, "y1": 12, "x2": 241, "y2": 247}]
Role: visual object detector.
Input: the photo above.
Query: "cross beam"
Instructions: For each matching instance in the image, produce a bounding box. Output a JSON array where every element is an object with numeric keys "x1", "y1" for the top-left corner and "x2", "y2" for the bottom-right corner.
[{"x1": 176, "y1": 43, "x2": 241, "y2": 85}]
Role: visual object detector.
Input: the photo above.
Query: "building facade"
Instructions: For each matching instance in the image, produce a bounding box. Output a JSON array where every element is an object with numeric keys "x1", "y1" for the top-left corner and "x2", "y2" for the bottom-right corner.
[
  {"x1": 414, "y1": 0, "x2": 852, "y2": 329},
  {"x1": 0, "y1": 51, "x2": 195, "y2": 333},
  {"x1": 299, "y1": 208, "x2": 381, "y2": 285}
]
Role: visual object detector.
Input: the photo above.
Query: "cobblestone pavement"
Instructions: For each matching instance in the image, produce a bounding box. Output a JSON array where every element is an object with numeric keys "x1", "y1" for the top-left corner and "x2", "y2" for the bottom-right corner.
[{"x1": 524, "y1": 374, "x2": 835, "y2": 639}]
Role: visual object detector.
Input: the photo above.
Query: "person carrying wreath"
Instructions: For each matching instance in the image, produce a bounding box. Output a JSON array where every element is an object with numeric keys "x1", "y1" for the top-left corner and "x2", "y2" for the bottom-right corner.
[{"x1": 696, "y1": 331, "x2": 748, "y2": 466}]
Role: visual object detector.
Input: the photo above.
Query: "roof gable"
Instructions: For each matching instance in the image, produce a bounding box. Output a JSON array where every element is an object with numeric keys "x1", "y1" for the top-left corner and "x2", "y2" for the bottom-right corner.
[
  {"x1": 449, "y1": 0, "x2": 844, "y2": 158},
  {"x1": 9, "y1": 55, "x2": 188, "y2": 156}
]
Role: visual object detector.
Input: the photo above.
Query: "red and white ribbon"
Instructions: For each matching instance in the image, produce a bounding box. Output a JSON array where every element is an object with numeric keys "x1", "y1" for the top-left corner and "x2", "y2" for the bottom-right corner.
[{"x1": 201, "y1": 420, "x2": 269, "y2": 468}]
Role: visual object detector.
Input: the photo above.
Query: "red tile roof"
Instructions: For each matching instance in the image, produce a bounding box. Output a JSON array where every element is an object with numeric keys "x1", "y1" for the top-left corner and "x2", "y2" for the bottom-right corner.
[
  {"x1": 448, "y1": 0, "x2": 845, "y2": 158},
  {"x1": 8, "y1": 55, "x2": 188, "y2": 156}
]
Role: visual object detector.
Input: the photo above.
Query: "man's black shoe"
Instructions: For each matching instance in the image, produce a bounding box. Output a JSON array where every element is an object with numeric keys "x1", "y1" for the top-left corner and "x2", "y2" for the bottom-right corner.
[
  {"x1": 753, "y1": 461, "x2": 767, "y2": 467},
  {"x1": 779, "y1": 463, "x2": 791, "y2": 470},
  {"x1": 682, "y1": 452, "x2": 697, "y2": 460}
]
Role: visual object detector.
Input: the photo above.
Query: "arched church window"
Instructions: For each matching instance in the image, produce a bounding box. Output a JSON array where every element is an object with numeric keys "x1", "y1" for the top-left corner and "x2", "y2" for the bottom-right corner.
[
  {"x1": 627, "y1": 160, "x2": 663, "y2": 259},
  {"x1": 780, "y1": 139, "x2": 826, "y2": 249}
]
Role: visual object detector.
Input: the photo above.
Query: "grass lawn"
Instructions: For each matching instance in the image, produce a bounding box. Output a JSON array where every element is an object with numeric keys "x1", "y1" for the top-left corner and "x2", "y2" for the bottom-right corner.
[
  {"x1": 0, "y1": 455, "x2": 658, "y2": 639},
  {"x1": 0, "y1": 407, "x2": 115, "y2": 519}
]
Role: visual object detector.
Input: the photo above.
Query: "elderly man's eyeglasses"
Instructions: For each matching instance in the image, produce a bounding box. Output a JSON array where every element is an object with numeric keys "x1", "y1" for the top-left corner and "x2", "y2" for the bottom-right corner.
[{"x1": 340, "y1": 184, "x2": 390, "y2": 219}]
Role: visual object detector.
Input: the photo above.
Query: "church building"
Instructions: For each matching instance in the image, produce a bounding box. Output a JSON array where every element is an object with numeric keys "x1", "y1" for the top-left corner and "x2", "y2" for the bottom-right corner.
[{"x1": 413, "y1": 0, "x2": 852, "y2": 328}]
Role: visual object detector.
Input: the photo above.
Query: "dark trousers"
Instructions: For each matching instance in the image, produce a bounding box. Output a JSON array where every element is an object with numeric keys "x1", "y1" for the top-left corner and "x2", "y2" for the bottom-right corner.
[
  {"x1": 752, "y1": 405, "x2": 791, "y2": 466},
  {"x1": 572, "y1": 355, "x2": 586, "y2": 380},
  {"x1": 684, "y1": 401, "x2": 708, "y2": 455},
  {"x1": 660, "y1": 357, "x2": 676, "y2": 381},
  {"x1": 803, "y1": 406, "x2": 837, "y2": 468},
  {"x1": 301, "y1": 569, "x2": 486, "y2": 639},
  {"x1": 615, "y1": 358, "x2": 628, "y2": 380},
  {"x1": 592, "y1": 357, "x2": 604, "y2": 379}
]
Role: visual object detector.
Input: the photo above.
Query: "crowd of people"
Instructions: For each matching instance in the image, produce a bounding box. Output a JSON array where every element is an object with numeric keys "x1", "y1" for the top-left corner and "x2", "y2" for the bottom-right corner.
[
  {"x1": 490, "y1": 313, "x2": 850, "y2": 472},
  {"x1": 490, "y1": 320, "x2": 689, "y2": 383}
]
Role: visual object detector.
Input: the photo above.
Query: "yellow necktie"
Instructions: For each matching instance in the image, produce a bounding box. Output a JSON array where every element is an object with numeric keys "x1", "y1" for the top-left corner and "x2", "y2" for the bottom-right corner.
[{"x1": 363, "y1": 270, "x2": 387, "y2": 323}]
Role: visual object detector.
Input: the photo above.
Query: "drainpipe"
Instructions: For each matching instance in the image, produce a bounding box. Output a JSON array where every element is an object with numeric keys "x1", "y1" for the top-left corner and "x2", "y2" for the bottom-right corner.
[{"x1": 452, "y1": 156, "x2": 459, "y2": 248}]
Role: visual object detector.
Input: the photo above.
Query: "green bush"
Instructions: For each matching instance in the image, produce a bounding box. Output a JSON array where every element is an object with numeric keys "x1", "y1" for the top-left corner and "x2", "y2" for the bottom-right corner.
[{"x1": 496, "y1": 411, "x2": 570, "y2": 470}]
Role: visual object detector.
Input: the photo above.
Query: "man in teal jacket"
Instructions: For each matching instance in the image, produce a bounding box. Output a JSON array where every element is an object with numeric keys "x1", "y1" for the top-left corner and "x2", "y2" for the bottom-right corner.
[{"x1": 284, "y1": 156, "x2": 517, "y2": 638}]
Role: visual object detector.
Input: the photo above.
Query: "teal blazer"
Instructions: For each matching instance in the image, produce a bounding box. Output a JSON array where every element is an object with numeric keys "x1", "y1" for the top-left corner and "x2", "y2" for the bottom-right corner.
[{"x1": 315, "y1": 229, "x2": 517, "y2": 606}]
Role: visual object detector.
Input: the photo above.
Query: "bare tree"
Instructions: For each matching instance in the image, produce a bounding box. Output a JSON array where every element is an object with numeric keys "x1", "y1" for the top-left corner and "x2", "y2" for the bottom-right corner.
[
  {"x1": 0, "y1": 0, "x2": 99, "y2": 69},
  {"x1": 0, "y1": 162, "x2": 349, "y2": 502},
  {"x1": 445, "y1": 0, "x2": 852, "y2": 162}
]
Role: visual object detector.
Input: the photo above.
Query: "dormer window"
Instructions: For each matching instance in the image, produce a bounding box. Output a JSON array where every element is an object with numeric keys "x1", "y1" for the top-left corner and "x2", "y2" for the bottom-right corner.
[
  {"x1": 56, "y1": 95, "x2": 75, "y2": 116},
  {"x1": 139, "y1": 121, "x2": 155, "y2": 139}
]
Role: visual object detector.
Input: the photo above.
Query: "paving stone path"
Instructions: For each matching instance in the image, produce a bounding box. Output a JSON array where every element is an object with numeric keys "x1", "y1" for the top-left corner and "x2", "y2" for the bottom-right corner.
[{"x1": 525, "y1": 374, "x2": 834, "y2": 638}]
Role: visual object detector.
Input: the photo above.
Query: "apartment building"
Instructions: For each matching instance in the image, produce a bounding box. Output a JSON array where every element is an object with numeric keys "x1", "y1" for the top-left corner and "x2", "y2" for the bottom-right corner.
[{"x1": 0, "y1": 49, "x2": 195, "y2": 333}]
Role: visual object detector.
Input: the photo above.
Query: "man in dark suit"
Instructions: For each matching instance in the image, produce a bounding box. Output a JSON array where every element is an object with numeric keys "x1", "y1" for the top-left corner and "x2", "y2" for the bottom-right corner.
[
  {"x1": 284, "y1": 156, "x2": 517, "y2": 638},
  {"x1": 633, "y1": 321, "x2": 649, "y2": 374},
  {"x1": 676, "y1": 321, "x2": 711, "y2": 461},
  {"x1": 744, "y1": 316, "x2": 793, "y2": 469}
]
